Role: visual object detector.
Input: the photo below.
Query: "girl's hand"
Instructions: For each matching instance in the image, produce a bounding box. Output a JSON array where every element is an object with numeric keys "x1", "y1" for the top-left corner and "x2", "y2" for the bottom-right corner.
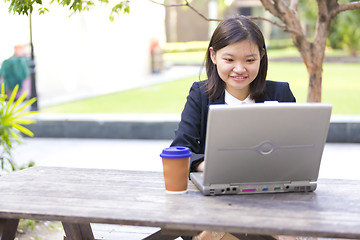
[{"x1": 196, "y1": 161, "x2": 205, "y2": 172}]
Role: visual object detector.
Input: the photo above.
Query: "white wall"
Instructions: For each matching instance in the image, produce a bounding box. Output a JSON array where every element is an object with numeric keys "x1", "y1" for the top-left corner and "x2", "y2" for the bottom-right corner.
[
  {"x1": 0, "y1": 6, "x2": 30, "y2": 60},
  {"x1": 0, "y1": 0, "x2": 165, "y2": 106}
]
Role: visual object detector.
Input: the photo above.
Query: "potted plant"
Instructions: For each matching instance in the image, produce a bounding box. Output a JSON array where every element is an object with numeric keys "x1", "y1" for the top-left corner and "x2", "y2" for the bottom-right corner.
[{"x1": 0, "y1": 83, "x2": 37, "y2": 174}]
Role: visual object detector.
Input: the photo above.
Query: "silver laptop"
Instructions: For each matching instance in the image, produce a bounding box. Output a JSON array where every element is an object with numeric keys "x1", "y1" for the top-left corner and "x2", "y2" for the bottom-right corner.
[{"x1": 190, "y1": 103, "x2": 332, "y2": 195}]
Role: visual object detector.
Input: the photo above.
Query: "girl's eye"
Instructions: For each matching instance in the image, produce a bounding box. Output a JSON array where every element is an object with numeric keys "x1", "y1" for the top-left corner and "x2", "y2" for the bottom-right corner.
[
  {"x1": 224, "y1": 58, "x2": 233, "y2": 62},
  {"x1": 247, "y1": 58, "x2": 256, "y2": 63}
]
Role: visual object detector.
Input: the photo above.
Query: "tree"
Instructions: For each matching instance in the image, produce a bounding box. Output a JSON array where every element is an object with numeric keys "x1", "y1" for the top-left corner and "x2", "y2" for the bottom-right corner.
[
  {"x1": 259, "y1": 0, "x2": 360, "y2": 102},
  {"x1": 151, "y1": 0, "x2": 360, "y2": 102},
  {"x1": 5, "y1": 0, "x2": 360, "y2": 102}
]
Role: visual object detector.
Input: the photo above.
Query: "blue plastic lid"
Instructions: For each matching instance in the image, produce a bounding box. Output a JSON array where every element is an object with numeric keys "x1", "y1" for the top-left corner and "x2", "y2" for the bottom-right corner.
[{"x1": 160, "y1": 147, "x2": 192, "y2": 159}]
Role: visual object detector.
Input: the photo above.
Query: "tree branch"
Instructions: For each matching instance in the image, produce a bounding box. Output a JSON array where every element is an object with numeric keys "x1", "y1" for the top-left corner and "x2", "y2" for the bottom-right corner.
[
  {"x1": 149, "y1": 0, "x2": 186, "y2": 8},
  {"x1": 150, "y1": 0, "x2": 301, "y2": 34},
  {"x1": 260, "y1": 0, "x2": 279, "y2": 17},
  {"x1": 248, "y1": 16, "x2": 302, "y2": 35},
  {"x1": 260, "y1": 0, "x2": 304, "y2": 35},
  {"x1": 149, "y1": 0, "x2": 222, "y2": 22},
  {"x1": 337, "y1": 1, "x2": 360, "y2": 13}
]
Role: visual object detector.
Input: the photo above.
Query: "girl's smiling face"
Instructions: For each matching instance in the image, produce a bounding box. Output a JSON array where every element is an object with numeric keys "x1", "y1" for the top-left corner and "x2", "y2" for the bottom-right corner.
[{"x1": 210, "y1": 40, "x2": 262, "y2": 101}]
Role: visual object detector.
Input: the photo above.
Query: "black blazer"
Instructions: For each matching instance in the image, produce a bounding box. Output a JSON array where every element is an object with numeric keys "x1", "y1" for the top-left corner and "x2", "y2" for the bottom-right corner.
[{"x1": 170, "y1": 80, "x2": 296, "y2": 172}]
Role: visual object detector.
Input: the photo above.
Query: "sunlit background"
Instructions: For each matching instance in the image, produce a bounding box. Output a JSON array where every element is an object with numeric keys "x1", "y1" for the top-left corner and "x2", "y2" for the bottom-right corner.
[
  {"x1": 0, "y1": 0, "x2": 166, "y2": 104},
  {"x1": 1, "y1": 0, "x2": 359, "y2": 114}
]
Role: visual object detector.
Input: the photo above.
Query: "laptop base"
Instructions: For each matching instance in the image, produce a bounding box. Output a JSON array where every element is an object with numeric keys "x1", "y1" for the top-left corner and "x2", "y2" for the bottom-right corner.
[{"x1": 190, "y1": 172, "x2": 317, "y2": 196}]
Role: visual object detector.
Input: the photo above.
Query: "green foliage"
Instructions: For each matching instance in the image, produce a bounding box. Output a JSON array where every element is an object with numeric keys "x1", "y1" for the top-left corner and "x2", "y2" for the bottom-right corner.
[
  {"x1": 25, "y1": 219, "x2": 36, "y2": 230},
  {"x1": 52, "y1": 0, "x2": 108, "y2": 13},
  {"x1": 291, "y1": 1, "x2": 360, "y2": 56},
  {"x1": 18, "y1": 219, "x2": 36, "y2": 231},
  {"x1": 38, "y1": 7, "x2": 49, "y2": 14},
  {"x1": 298, "y1": 1, "x2": 317, "y2": 37},
  {"x1": 5, "y1": 0, "x2": 130, "y2": 19},
  {"x1": 109, "y1": 0, "x2": 130, "y2": 22},
  {"x1": 328, "y1": 8, "x2": 360, "y2": 56},
  {"x1": 6, "y1": 0, "x2": 41, "y2": 15},
  {"x1": 0, "y1": 84, "x2": 37, "y2": 174}
]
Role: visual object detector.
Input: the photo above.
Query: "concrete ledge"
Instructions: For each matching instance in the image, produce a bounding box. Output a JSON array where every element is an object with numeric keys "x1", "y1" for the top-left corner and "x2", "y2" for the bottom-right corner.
[
  {"x1": 327, "y1": 115, "x2": 360, "y2": 143},
  {"x1": 27, "y1": 114, "x2": 180, "y2": 140},
  {"x1": 26, "y1": 114, "x2": 360, "y2": 143}
]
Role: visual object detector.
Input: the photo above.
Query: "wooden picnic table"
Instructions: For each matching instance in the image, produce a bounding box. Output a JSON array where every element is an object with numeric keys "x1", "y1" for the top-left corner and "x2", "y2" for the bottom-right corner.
[{"x1": 0, "y1": 166, "x2": 360, "y2": 240}]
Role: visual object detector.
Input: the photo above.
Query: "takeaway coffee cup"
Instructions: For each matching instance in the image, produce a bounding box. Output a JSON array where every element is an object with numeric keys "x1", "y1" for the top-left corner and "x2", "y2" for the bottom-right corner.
[{"x1": 160, "y1": 147, "x2": 192, "y2": 193}]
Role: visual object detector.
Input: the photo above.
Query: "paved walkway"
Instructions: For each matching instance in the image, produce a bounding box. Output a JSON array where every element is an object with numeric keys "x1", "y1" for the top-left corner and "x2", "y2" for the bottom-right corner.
[{"x1": 11, "y1": 138, "x2": 360, "y2": 180}]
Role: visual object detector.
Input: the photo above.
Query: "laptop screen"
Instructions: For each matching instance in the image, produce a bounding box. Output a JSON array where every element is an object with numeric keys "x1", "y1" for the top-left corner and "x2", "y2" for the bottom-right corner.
[{"x1": 202, "y1": 103, "x2": 332, "y2": 186}]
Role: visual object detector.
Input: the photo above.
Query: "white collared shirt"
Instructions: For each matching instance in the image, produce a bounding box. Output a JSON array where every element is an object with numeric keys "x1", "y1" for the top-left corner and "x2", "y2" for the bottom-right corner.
[{"x1": 225, "y1": 89, "x2": 255, "y2": 105}]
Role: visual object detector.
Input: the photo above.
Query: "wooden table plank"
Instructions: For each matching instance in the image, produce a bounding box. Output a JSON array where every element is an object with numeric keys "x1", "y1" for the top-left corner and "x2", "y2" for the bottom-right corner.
[{"x1": 1, "y1": 167, "x2": 360, "y2": 239}]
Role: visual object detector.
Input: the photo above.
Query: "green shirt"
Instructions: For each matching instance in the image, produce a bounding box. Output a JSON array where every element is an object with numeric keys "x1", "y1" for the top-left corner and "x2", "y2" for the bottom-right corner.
[{"x1": 0, "y1": 56, "x2": 30, "y2": 92}]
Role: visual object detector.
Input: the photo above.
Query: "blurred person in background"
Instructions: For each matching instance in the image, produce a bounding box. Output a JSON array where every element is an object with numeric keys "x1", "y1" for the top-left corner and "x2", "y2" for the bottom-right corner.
[{"x1": 0, "y1": 44, "x2": 31, "y2": 99}]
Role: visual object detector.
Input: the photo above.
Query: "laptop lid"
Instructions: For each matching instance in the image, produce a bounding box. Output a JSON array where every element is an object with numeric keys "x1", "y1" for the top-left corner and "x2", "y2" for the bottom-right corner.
[{"x1": 191, "y1": 103, "x2": 332, "y2": 195}]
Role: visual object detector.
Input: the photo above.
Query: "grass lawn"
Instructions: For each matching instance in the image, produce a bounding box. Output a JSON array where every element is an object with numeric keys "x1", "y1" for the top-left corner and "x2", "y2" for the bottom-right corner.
[
  {"x1": 41, "y1": 47, "x2": 360, "y2": 115},
  {"x1": 41, "y1": 76, "x2": 198, "y2": 114},
  {"x1": 268, "y1": 62, "x2": 360, "y2": 115},
  {"x1": 41, "y1": 62, "x2": 360, "y2": 115}
]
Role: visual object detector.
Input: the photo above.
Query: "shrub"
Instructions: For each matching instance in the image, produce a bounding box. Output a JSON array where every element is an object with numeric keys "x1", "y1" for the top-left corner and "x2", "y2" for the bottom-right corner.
[{"x1": 0, "y1": 84, "x2": 37, "y2": 174}]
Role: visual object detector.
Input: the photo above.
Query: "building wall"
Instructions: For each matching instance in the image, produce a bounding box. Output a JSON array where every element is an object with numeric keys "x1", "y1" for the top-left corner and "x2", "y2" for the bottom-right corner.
[
  {"x1": 165, "y1": 1, "x2": 210, "y2": 42},
  {"x1": 0, "y1": 0, "x2": 165, "y2": 106},
  {"x1": 164, "y1": 0, "x2": 267, "y2": 43}
]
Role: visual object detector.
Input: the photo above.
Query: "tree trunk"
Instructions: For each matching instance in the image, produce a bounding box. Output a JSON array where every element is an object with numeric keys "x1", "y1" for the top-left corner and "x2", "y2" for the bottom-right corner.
[
  {"x1": 295, "y1": 40, "x2": 327, "y2": 103},
  {"x1": 289, "y1": 34, "x2": 326, "y2": 103},
  {"x1": 307, "y1": 65, "x2": 323, "y2": 102},
  {"x1": 303, "y1": 0, "x2": 338, "y2": 102}
]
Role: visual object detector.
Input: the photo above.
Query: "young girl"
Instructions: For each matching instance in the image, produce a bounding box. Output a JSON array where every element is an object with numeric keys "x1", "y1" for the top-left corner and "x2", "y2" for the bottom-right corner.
[
  {"x1": 171, "y1": 16, "x2": 296, "y2": 240},
  {"x1": 171, "y1": 15, "x2": 296, "y2": 175}
]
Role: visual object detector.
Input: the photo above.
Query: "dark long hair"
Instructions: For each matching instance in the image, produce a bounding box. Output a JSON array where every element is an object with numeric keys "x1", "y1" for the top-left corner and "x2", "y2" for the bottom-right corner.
[{"x1": 205, "y1": 15, "x2": 268, "y2": 102}]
